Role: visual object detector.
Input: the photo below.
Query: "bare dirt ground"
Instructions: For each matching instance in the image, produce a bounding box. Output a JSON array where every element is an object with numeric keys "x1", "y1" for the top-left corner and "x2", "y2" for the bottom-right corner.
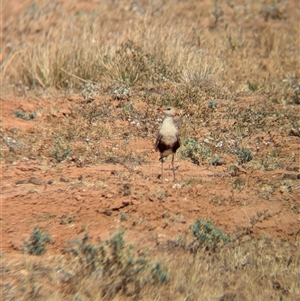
[
  {"x1": 1, "y1": 0, "x2": 300, "y2": 299},
  {"x1": 2, "y1": 96, "x2": 299, "y2": 256}
]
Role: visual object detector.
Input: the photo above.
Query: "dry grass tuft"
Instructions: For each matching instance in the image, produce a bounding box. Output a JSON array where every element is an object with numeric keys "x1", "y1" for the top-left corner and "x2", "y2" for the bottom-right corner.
[
  {"x1": 2, "y1": 228, "x2": 299, "y2": 300},
  {"x1": 2, "y1": 0, "x2": 299, "y2": 100}
]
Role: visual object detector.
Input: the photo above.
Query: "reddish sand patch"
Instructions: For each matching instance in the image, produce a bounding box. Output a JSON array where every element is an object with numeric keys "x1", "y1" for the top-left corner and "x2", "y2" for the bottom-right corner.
[{"x1": 1, "y1": 97, "x2": 299, "y2": 257}]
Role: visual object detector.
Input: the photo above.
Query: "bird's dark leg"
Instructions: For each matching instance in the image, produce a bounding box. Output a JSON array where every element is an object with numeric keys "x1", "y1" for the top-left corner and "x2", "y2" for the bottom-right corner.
[
  {"x1": 159, "y1": 154, "x2": 164, "y2": 181},
  {"x1": 160, "y1": 157, "x2": 164, "y2": 181},
  {"x1": 171, "y1": 154, "x2": 176, "y2": 182}
]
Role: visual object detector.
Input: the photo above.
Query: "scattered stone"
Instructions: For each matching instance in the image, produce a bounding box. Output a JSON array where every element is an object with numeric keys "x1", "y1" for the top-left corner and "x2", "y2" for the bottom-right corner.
[
  {"x1": 289, "y1": 128, "x2": 300, "y2": 137},
  {"x1": 60, "y1": 176, "x2": 70, "y2": 182},
  {"x1": 211, "y1": 157, "x2": 226, "y2": 166},
  {"x1": 162, "y1": 212, "x2": 170, "y2": 218},
  {"x1": 122, "y1": 200, "x2": 131, "y2": 206},
  {"x1": 111, "y1": 200, "x2": 132, "y2": 211},
  {"x1": 75, "y1": 196, "x2": 83, "y2": 202},
  {"x1": 297, "y1": 174, "x2": 300, "y2": 179},
  {"x1": 162, "y1": 222, "x2": 169, "y2": 229},
  {"x1": 16, "y1": 179, "x2": 28, "y2": 185},
  {"x1": 282, "y1": 174, "x2": 298, "y2": 180},
  {"x1": 48, "y1": 179, "x2": 55, "y2": 184},
  {"x1": 148, "y1": 225, "x2": 156, "y2": 231},
  {"x1": 29, "y1": 177, "x2": 44, "y2": 185},
  {"x1": 286, "y1": 166, "x2": 299, "y2": 172},
  {"x1": 172, "y1": 183, "x2": 182, "y2": 189},
  {"x1": 104, "y1": 208, "x2": 112, "y2": 216}
]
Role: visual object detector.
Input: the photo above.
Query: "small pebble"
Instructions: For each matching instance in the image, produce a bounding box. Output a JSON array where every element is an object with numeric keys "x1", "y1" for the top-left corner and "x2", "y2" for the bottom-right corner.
[
  {"x1": 172, "y1": 183, "x2": 182, "y2": 189},
  {"x1": 16, "y1": 179, "x2": 28, "y2": 185},
  {"x1": 282, "y1": 174, "x2": 298, "y2": 180},
  {"x1": 60, "y1": 176, "x2": 69, "y2": 182},
  {"x1": 286, "y1": 166, "x2": 299, "y2": 172},
  {"x1": 104, "y1": 209, "x2": 112, "y2": 216},
  {"x1": 29, "y1": 177, "x2": 43, "y2": 185}
]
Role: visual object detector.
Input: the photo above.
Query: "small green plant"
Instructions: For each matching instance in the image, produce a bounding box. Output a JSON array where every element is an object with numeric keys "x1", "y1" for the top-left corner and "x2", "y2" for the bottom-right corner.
[
  {"x1": 208, "y1": 100, "x2": 218, "y2": 109},
  {"x1": 24, "y1": 227, "x2": 51, "y2": 255},
  {"x1": 235, "y1": 148, "x2": 253, "y2": 164},
  {"x1": 233, "y1": 178, "x2": 246, "y2": 190},
  {"x1": 151, "y1": 262, "x2": 168, "y2": 284},
  {"x1": 180, "y1": 138, "x2": 210, "y2": 165},
  {"x1": 119, "y1": 213, "x2": 127, "y2": 221},
  {"x1": 14, "y1": 110, "x2": 36, "y2": 120},
  {"x1": 250, "y1": 210, "x2": 274, "y2": 226},
  {"x1": 119, "y1": 183, "x2": 131, "y2": 196},
  {"x1": 211, "y1": 156, "x2": 220, "y2": 166},
  {"x1": 68, "y1": 230, "x2": 168, "y2": 299},
  {"x1": 189, "y1": 219, "x2": 228, "y2": 252},
  {"x1": 50, "y1": 136, "x2": 71, "y2": 162}
]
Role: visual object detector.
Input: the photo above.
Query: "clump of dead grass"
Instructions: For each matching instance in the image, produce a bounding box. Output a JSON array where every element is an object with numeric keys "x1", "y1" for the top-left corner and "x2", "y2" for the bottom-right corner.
[
  {"x1": 2, "y1": 225, "x2": 299, "y2": 301},
  {"x1": 2, "y1": 0, "x2": 299, "y2": 101}
]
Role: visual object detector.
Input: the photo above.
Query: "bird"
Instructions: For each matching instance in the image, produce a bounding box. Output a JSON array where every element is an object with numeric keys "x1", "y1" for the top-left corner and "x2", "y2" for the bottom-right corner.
[{"x1": 155, "y1": 106, "x2": 181, "y2": 182}]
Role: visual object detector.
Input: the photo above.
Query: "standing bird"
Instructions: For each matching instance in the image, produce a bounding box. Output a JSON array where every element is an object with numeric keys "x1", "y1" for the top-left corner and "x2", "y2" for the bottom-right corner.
[{"x1": 155, "y1": 106, "x2": 181, "y2": 182}]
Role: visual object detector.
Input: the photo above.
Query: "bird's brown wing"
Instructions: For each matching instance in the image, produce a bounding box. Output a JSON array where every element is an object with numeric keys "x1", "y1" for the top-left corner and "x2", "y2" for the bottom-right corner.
[
  {"x1": 155, "y1": 133, "x2": 162, "y2": 151},
  {"x1": 170, "y1": 133, "x2": 180, "y2": 153},
  {"x1": 177, "y1": 133, "x2": 181, "y2": 146}
]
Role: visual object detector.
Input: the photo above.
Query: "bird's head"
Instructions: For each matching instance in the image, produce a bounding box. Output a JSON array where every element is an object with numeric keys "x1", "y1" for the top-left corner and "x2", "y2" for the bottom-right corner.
[{"x1": 158, "y1": 106, "x2": 181, "y2": 117}]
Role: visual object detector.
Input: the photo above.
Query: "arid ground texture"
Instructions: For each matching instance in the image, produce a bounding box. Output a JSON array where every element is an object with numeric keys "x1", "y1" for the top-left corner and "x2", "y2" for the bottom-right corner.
[{"x1": 1, "y1": 0, "x2": 300, "y2": 300}]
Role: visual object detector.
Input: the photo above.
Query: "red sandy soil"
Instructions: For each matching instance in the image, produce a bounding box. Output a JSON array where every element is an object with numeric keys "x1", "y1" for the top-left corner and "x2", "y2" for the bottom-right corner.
[{"x1": 1, "y1": 97, "x2": 300, "y2": 256}]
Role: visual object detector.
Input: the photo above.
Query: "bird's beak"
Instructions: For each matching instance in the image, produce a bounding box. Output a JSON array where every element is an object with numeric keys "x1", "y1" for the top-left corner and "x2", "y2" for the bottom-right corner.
[{"x1": 178, "y1": 109, "x2": 184, "y2": 116}]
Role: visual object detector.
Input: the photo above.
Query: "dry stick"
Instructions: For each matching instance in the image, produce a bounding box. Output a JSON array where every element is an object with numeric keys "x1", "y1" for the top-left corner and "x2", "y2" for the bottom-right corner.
[
  {"x1": 60, "y1": 68, "x2": 98, "y2": 84},
  {"x1": 242, "y1": 209, "x2": 251, "y2": 223}
]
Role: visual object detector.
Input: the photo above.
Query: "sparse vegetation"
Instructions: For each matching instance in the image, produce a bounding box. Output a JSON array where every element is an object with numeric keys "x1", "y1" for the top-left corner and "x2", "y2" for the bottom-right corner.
[
  {"x1": 65, "y1": 230, "x2": 167, "y2": 299},
  {"x1": 180, "y1": 138, "x2": 211, "y2": 165},
  {"x1": 23, "y1": 227, "x2": 51, "y2": 255},
  {"x1": 50, "y1": 136, "x2": 71, "y2": 162},
  {"x1": 236, "y1": 147, "x2": 253, "y2": 164},
  {"x1": 189, "y1": 218, "x2": 229, "y2": 252},
  {"x1": 1, "y1": 0, "x2": 300, "y2": 300},
  {"x1": 14, "y1": 110, "x2": 36, "y2": 120},
  {"x1": 3, "y1": 223, "x2": 299, "y2": 300}
]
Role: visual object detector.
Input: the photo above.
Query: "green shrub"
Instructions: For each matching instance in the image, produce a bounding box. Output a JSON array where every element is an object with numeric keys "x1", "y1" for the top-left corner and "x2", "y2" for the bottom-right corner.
[
  {"x1": 14, "y1": 110, "x2": 36, "y2": 120},
  {"x1": 180, "y1": 138, "x2": 210, "y2": 165},
  {"x1": 50, "y1": 136, "x2": 71, "y2": 162},
  {"x1": 236, "y1": 148, "x2": 253, "y2": 164},
  {"x1": 190, "y1": 219, "x2": 228, "y2": 252},
  {"x1": 151, "y1": 262, "x2": 168, "y2": 284},
  {"x1": 68, "y1": 230, "x2": 168, "y2": 299},
  {"x1": 24, "y1": 227, "x2": 51, "y2": 255}
]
